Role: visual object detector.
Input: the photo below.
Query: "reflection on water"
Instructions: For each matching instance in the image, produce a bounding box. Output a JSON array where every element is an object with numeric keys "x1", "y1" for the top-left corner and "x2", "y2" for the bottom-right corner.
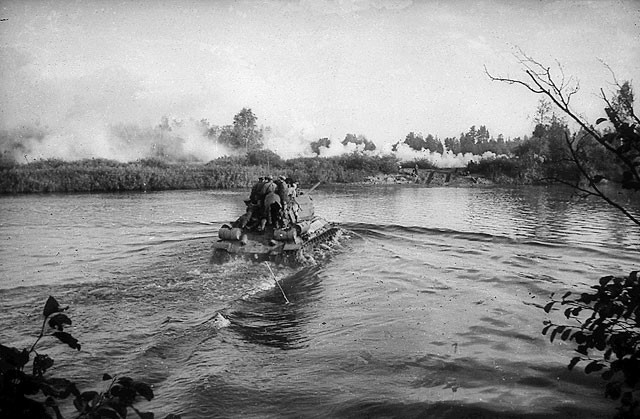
[{"x1": 0, "y1": 185, "x2": 638, "y2": 418}]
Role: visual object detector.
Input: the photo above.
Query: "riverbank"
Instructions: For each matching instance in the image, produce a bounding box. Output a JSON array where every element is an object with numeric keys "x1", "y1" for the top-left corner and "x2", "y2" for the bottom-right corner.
[{"x1": 1, "y1": 156, "x2": 500, "y2": 194}]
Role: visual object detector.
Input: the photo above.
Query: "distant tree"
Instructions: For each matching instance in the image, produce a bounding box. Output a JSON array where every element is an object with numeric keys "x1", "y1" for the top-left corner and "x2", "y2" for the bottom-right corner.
[
  {"x1": 341, "y1": 134, "x2": 376, "y2": 151},
  {"x1": 424, "y1": 134, "x2": 444, "y2": 154},
  {"x1": 476, "y1": 125, "x2": 490, "y2": 145},
  {"x1": 520, "y1": 100, "x2": 576, "y2": 180},
  {"x1": 310, "y1": 137, "x2": 331, "y2": 155},
  {"x1": 534, "y1": 98, "x2": 553, "y2": 126},
  {"x1": 444, "y1": 136, "x2": 460, "y2": 154},
  {"x1": 402, "y1": 132, "x2": 427, "y2": 151},
  {"x1": 459, "y1": 127, "x2": 476, "y2": 154},
  {"x1": 219, "y1": 108, "x2": 264, "y2": 151},
  {"x1": 399, "y1": 132, "x2": 443, "y2": 153}
]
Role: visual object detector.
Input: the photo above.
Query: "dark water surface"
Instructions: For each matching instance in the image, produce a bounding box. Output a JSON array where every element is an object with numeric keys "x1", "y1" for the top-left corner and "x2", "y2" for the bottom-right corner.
[{"x1": 1, "y1": 185, "x2": 638, "y2": 418}]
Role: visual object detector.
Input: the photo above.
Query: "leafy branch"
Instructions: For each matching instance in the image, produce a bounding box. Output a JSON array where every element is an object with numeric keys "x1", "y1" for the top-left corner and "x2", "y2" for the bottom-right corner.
[
  {"x1": 0, "y1": 296, "x2": 181, "y2": 419},
  {"x1": 543, "y1": 272, "x2": 640, "y2": 418}
]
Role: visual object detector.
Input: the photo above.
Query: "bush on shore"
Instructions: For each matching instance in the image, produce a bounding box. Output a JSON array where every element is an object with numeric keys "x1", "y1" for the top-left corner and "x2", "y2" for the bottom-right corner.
[{"x1": 0, "y1": 153, "x2": 402, "y2": 194}]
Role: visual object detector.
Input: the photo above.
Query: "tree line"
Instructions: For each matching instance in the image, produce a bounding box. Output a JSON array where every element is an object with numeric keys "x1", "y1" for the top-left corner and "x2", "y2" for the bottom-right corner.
[{"x1": 0, "y1": 83, "x2": 634, "y2": 197}]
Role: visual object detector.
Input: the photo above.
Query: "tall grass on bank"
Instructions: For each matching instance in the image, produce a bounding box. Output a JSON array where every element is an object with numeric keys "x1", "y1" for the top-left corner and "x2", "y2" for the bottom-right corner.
[{"x1": 0, "y1": 154, "x2": 401, "y2": 194}]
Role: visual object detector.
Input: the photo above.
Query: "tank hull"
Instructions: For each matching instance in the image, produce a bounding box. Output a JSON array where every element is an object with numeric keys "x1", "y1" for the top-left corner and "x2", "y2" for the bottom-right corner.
[{"x1": 211, "y1": 216, "x2": 337, "y2": 266}]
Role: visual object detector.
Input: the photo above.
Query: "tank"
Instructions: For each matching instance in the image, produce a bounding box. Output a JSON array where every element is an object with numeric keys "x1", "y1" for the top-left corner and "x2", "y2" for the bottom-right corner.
[{"x1": 211, "y1": 181, "x2": 338, "y2": 266}]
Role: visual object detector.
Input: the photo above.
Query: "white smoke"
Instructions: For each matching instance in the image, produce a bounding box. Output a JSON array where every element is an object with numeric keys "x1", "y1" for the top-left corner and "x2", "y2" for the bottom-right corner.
[
  {"x1": 0, "y1": 46, "x2": 235, "y2": 163},
  {"x1": 168, "y1": 120, "x2": 236, "y2": 161},
  {"x1": 1, "y1": 47, "x2": 497, "y2": 166},
  {"x1": 264, "y1": 124, "x2": 317, "y2": 159},
  {"x1": 384, "y1": 142, "x2": 496, "y2": 168},
  {"x1": 317, "y1": 140, "x2": 361, "y2": 157},
  {"x1": 264, "y1": 132, "x2": 499, "y2": 168},
  {"x1": 9, "y1": 117, "x2": 235, "y2": 163}
]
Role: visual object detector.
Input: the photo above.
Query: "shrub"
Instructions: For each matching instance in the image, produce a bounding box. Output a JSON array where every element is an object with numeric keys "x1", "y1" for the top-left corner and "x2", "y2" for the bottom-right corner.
[
  {"x1": 0, "y1": 296, "x2": 180, "y2": 419},
  {"x1": 543, "y1": 271, "x2": 640, "y2": 419},
  {"x1": 468, "y1": 157, "x2": 521, "y2": 179}
]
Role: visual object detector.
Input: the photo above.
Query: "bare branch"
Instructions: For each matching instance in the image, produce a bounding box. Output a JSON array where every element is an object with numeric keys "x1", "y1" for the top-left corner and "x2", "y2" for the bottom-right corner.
[
  {"x1": 486, "y1": 50, "x2": 640, "y2": 220},
  {"x1": 484, "y1": 66, "x2": 545, "y2": 94},
  {"x1": 599, "y1": 58, "x2": 620, "y2": 86},
  {"x1": 564, "y1": 132, "x2": 640, "y2": 226}
]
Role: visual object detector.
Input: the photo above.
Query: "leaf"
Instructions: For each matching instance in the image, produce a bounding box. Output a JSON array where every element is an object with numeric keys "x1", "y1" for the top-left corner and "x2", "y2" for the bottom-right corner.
[
  {"x1": 579, "y1": 293, "x2": 593, "y2": 304},
  {"x1": 52, "y1": 331, "x2": 81, "y2": 351},
  {"x1": 110, "y1": 384, "x2": 123, "y2": 396},
  {"x1": 133, "y1": 381, "x2": 154, "y2": 401},
  {"x1": 43, "y1": 296, "x2": 60, "y2": 317},
  {"x1": 585, "y1": 360, "x2": 604, "y2": 374},
  {"x1": 80, "y1": 390, "x2": 100, "y2": 401},
  {"x1": 596, "y1": 117, "x2": 608, "y2": 125},
  {"x1": 41, "y1": 377, "x2": 77, "y2": 398},
  {"x1": 95, "y1": 407, "x2": 121, "y2": 419},
  {"x1": 73, "y1": 396, "x2": 87, "y2": 413},
  {"x1": 33, "y1": 353, "x2": 54, "y2": 377},
  {"x1": 599, "y1": 276, "x2": 613, "y2": 287},
  {"x1": 568, "y1": 356, "x2": 581, "y2": 370},
  {"x1": 118, "y1": 376, "x2": 134, "y2": 386},
  {"x1": 0, "y1": 344, "x2": 29, "y2": 368},
  {"x1": 48, "y1": 313, "x2": 72, "y2": 331},
  {"x1": 543, "y1": 301, "x2": 555, "y2": 313},
  {"x1": 576, "y1": 345, "x2": 589, "y2": 356},
  {"x1": 109, "y1": 400, "x2": 128, "y2": 418},
  {"x1": 116, "y1": 386, "x2": 137, "y2": 404}
]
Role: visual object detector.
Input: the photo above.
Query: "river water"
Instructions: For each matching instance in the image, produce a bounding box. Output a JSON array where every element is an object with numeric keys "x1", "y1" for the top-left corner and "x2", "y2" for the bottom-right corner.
[{"x1": 0, "y1": 185, "x2": 638, "y2": 418}]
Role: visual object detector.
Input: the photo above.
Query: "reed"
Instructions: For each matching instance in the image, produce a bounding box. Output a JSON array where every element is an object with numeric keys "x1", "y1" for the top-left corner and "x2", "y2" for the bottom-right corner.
[{"x1": 0, "y1": 154, "x2": 401, "y2": 194}]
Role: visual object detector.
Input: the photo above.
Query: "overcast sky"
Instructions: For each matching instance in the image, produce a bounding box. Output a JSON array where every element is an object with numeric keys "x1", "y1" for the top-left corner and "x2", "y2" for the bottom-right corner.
[{"x1": 1, "y1": 0, "x2": 639, "y2": 156}]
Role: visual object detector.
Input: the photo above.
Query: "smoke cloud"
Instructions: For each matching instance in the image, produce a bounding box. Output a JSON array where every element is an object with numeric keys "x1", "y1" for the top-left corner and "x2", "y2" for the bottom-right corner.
[
  {"x1": 0, "y1": 118, "x2": 237, "y2": 163},
  {"x1": 0, "y1": 46, "x2": 493, "y2": 167},
  {"x1": 0, "y1": 46, "x2": 236, "y2": 163},
  {"x1": 384, "y1": 143, "x2": 496, "y2": 168}
]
